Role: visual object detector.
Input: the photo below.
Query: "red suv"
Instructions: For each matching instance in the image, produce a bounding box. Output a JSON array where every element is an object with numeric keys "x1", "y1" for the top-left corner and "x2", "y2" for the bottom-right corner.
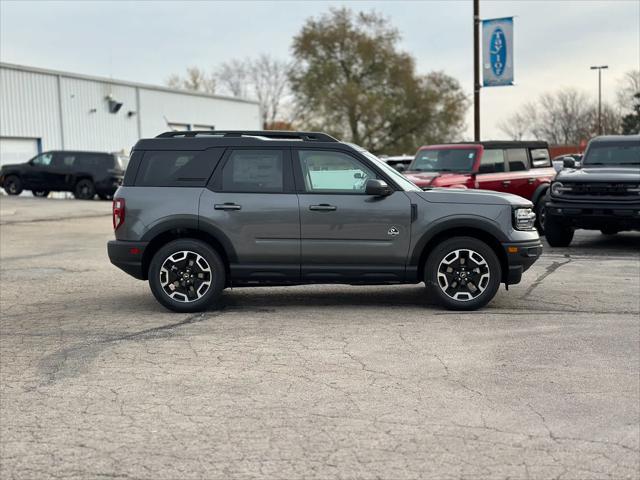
[{"x1": 403, "y1": 141, "x2": 555, "y2": 232}]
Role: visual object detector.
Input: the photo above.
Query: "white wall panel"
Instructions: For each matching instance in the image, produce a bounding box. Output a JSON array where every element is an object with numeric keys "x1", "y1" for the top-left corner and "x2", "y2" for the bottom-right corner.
[
  {"x1": 139, "y1": 89, "x2": 261, "y2": 138},
  {"x1": 0, "y1": 68, "x2": 62, "y2": 150},
  {"x1": 59, "y1": 77, "x2": 139, "y2": 153}
]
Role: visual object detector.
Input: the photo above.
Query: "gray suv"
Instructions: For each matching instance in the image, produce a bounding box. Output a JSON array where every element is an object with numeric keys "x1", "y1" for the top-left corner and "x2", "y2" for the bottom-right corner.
[{"x1": 108, "y1": 131, "x2": 542, "y2": 312}]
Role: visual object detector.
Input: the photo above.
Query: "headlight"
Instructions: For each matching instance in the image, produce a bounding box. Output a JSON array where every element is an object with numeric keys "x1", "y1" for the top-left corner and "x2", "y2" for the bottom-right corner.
[
  {"x1": 513, "y1": 208, "x2": 536, "y2": 231},
  {"x1": 551, "y1": 181, "x2": 572, "y2": 196}
]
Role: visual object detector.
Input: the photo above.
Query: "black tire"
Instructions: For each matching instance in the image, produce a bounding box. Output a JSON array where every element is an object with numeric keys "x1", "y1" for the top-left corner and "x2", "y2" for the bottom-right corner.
[
  {"x1": 535, "y1": 196, "x2": 547, "y2": 235},
  {"x1": 3, "y1": 175, "x2": 23, "y2": 195},
  {"x1": 600, "y1": 227, "x2": 619, "y2": 236},
  {"x1": 545, "y1": 216, "x2": 574, "y2": 247},
  {"x1": 97, "y1": 193, "x2": 113, "y2": 201},
  {"x1": 425, "y1": 236, "x2": 501, "y2": 311},
  {"x1": 32, "y1": 190, "x2": 50, "y2": 198},
  {"x1": 148, "y1": 239, "x2": 226, "y2": 313},
  {"x1": 74, "y1": 179, "x2": 95, "y2": 200}
]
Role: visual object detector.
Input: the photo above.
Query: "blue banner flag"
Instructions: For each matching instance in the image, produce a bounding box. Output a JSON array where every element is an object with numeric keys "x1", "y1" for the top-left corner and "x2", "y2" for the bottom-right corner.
[{"x1": 482, "y1": 17, "x2": 514, "y2": 87}]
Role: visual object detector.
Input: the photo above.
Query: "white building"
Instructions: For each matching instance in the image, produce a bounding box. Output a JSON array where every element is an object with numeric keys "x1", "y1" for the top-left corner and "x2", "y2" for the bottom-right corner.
[{"x1": 0, "y1": 62, "x2": 261, "y2": 166}]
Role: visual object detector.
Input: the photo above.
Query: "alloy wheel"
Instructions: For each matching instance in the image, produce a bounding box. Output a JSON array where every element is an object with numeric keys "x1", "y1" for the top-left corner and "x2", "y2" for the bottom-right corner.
[
  {"x1": 159, "y1": 250, "x2": 212, "y2": 302},
  {"x1": 437, "y1": 249, "x2": 491, "y2": 301}
]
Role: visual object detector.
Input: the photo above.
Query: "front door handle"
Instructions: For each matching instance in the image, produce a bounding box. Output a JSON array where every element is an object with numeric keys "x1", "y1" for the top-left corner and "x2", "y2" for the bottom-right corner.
[
  {"x1": 528, "y1": 178, "x2": 535, "y2": 184},
  {"x1": 502, "y1": 180, "x2": 511, "y2": 187},
  {"x1": 214, "y1": 203, "x2": 242, "y2": 211},
  {"x1": 309, "y1": 204, "x2": 337, "y2": 211}
]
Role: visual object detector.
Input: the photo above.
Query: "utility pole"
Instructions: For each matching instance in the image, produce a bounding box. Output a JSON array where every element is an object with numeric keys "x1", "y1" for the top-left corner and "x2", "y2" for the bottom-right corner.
[
  {"x1": 474, "y1": 0, "x2": 481, "y2": 141},
  {"x1": 590, "y1": 65, "x2": 608, "y2": 135}
]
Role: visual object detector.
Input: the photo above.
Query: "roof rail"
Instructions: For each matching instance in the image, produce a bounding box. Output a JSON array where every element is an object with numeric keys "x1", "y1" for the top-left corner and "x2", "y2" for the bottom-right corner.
[{"x1": 156, "y1": 130, "x2": 339, "y2": 142}]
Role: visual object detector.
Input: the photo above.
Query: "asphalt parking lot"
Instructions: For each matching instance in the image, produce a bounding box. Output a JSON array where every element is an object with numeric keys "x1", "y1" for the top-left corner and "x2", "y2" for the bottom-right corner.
[{"x1": 1, "y1": 196, "x2": 639, "y2": 480}]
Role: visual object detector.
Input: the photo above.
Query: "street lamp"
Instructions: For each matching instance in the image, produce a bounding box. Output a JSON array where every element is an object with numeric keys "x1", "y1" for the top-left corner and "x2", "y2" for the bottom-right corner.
[{"x1": 590, "y1": 65, "x2": 608, "y2": 135}]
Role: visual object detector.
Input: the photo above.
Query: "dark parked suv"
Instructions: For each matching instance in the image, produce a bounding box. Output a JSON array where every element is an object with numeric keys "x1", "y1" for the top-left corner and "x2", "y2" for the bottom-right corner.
[
  {"x1": 545, "y1": 135, "x2": 640, "y2": 246},
  {"x1": 0, "y1": 150, "x2": 127, "y2": 199},
  {"x1": 108, "y1": 131, "x2": 543, "y2": 312}
]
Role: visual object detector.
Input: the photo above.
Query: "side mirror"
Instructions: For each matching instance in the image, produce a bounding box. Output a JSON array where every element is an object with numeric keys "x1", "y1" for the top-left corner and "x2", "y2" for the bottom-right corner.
[
  {"x1": 365, "y1": 179, "x2": 393, "y2": 196},
  {"x1": 563, "y1": 158, "x2": 576, "y2": 169}
]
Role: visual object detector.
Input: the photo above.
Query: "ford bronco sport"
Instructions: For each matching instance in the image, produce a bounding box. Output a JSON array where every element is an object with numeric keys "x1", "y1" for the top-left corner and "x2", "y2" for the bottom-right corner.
[
  {"x1": 545, "y1": 135, "x2": 640, "y2": 247},
  {"x1": 403, "y1": 141, "x2": 554, "y2": 233},
  {"x1": 107, "y1": 131, "x2": 542, "y2": 312}
]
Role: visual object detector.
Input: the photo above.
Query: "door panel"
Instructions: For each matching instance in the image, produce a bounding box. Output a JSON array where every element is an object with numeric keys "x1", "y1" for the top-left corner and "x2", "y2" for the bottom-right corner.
[
  {"x1": 294, "y1": 148, "x2": 412, "y2": 282},
  {"x1": 476, "y1": 149, "x2": 508, "y2": 193},
  {"x1": 200, "y1": 148, "x2": 300, "y2": 283}
]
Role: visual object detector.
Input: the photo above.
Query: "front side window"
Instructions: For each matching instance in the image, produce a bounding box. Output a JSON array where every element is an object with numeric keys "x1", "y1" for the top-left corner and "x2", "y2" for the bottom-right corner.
[
  {"x1": 61, "y1": 155, "x2": 76, "y2": 167},
  {"x1": 298, "y1": 150, "x2": 377, "y2": 193},
  {"x1": 32, "y1": 153, "x2": 53, "y2": 167},
  {"x1": 221, "y1": 150, "x2": 284, "y2": 193},
  {"x1": 478, "y1": 149, "x2": 505, "y2": 173},
  {"x1": 505, "y1": 148, "x2": 529, "y2": 172},
  {"x1": 410, "y1": 149, "x2": 477, "y2": 173}
]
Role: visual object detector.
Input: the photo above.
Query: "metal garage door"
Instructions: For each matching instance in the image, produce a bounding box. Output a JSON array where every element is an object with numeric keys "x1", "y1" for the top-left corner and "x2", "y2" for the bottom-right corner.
[{"x1": 0, "y1": 137, "x2": 39, "y2": 167}]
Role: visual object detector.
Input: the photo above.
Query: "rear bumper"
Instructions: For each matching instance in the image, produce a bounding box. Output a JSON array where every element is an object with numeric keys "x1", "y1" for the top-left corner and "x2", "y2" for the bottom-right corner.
[
  {"x1": 546, "y1": 200, "x2": 640, "y2": 230},
  {"x1": 502, "y1": 239, "x2": 543, "y2": 286},
  {"x1": 107, "y1": 240, "x2": 148, "y2": 280}
]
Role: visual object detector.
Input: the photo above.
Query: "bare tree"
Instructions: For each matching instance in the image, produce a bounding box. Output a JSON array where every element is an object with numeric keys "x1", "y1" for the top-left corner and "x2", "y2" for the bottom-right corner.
[
  {"x1": 617, "y1": 70, "x2": 640, "y2": 112},
  {"x1": 498, "y1": 109, "x2": 533, "y2": 140},
  {"x1": 215, "y1": 59, "x2": 250, "y2": 98},
  {"x1": 166, "y1": 66, "x2": 215, "y2": 94}
]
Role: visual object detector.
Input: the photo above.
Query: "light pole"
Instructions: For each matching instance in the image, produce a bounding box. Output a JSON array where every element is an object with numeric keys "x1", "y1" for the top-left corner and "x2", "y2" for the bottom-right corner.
[{"x1": 590, "y1": 65, "x2": 608, "y2": 135}]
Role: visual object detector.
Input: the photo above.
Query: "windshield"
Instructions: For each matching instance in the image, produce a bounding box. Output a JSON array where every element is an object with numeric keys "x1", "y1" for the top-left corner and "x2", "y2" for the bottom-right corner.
[
  {"x1": 583, "y1": 141, "x2": 640, "y2": 166},
  {"x1": 348, "y1": 144, "x2": 421, "y2": 191},
  {"x1": 409, "y1": 148, "x2": 477, "y2": 172}
]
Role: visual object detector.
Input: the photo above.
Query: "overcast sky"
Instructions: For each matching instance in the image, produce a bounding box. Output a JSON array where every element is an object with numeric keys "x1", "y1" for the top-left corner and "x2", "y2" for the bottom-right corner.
[{"x1": 1, "y1": 0, "x2": 638, "y2": 140}]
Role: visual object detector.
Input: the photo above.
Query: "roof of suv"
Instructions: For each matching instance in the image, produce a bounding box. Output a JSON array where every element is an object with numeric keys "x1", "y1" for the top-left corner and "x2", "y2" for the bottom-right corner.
[
  {"x1": 135, "y1": 130, "x2": 346, "y2": 151},
  {"x1": 419, "y1": 140, "x2": 548, "y2": 150},
  {"x1": 589, "y1": 134, "x2": 640, "y2": 144}
]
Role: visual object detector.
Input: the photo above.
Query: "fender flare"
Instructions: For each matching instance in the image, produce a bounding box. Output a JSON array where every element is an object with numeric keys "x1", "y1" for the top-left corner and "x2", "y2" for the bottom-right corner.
[
  {"x1": 531, "y1": 183, "x2": 550, "y2": 206},
  {"x1": 409, "y1": 215, "x2": 508, "y2": 266}
]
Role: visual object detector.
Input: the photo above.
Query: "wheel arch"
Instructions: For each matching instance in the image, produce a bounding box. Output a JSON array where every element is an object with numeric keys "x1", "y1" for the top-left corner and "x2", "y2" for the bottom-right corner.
[
  {"x1": 531, "y1": 183, "x2": 550, "y2": 206},
  {"x1": 140, "y1": 224, "x2": 236, "y2": 283},
  {"x1": 413, "y1": 223, "x2": 508, "y2": 284}
]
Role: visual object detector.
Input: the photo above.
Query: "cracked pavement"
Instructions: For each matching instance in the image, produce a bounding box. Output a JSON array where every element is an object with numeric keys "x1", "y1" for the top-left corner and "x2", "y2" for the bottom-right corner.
[{"x1": 1, "y1": 196, "x2": 639, "y2": 479}]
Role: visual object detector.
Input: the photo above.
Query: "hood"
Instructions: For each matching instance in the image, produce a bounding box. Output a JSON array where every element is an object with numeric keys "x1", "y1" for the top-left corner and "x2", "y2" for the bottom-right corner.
[
  {"x1": 0, "y1": 163, "x2": 24, "y2": 171},
  {"x1": 403, "y1": 171, "x2": 471, "y2": 187},
  {"x1": 556, "y1": 166, "x2": 640, "y2": 183},
  {"x1": 413, "y1": 187, "x2": 532, "y2": 207}
]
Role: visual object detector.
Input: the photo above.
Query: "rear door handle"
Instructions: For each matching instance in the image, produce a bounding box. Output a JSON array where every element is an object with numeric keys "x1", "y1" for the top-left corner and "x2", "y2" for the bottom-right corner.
[
  {"x1": 528, "y1": 178, "x2": 535, "y2": 184},
  {"x1": 502, "y1": 180, "x2": 511, "y2": 187},
  {"x1": 214, "y1": 203, "x2": 242, "y2": 211},
  {"x1": 309, "y1": 204, "x2": 337, "y2": 211}
]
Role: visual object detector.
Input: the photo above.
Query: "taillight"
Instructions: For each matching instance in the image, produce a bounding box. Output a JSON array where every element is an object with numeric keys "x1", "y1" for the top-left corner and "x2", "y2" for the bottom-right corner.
[{"x1": 113, "y1": 198, "x2": 125, "y2": 230}]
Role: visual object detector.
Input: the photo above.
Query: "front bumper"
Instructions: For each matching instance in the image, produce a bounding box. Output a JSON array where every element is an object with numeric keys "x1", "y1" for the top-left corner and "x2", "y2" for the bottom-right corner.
[
  {"x1": 107, "y1": 240, "x2": 148, "y2": 280},
  {"x1": 547, "y1": 199, "x2": 640, "y2": 230},
  {"x1": 501, "y1": 239, "x2": 543, "y2": 286}
]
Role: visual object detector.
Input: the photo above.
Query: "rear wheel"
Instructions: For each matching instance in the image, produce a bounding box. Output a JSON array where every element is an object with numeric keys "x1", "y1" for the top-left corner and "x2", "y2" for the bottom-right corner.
[
  {"x1": 3, "y1": 175, "x2": 22, "y2": 195},
  {"x1": 32, "y1": 190, "x2": 50, "y2": 198},
  {"x1": 74, "y1": 179, "x2": 95, "y2": 200},
  {"x1": 98, "y1": 193, "x2": 113, "y2": 201},
  {"x1": 425, "y1": 237, "x2": 501, "y2": 311},
  {"x1": 148, "y1": 239, "x2": 226, "y2": 313},
  {"x1": 545, "y1": 216, "x2": 574, "y2": 247}
]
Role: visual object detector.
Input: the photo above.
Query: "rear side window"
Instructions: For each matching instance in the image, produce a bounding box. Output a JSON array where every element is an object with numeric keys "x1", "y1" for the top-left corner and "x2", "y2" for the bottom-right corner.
[
  {"x1": 505, "y1": 148, "x2": 529, "y2": 172},
  {"x1": 135, "y1": 150, "x2": 221, "y2": 187},
  {"x1": 221, "y1": 149, "x2": 284, "y2": 193},
  {"x1": 530, "y1": 148, "x2": 550, "y2": 168}
]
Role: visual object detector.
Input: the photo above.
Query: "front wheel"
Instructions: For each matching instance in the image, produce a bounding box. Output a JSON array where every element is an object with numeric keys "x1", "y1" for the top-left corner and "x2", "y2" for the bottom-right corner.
[
  {"x1": 74, "y1": 179, "x2": 95, "y2": 200},
  {"x1": 535, "y1": 196, "x2": 547, "y2": 235},
  {"x1": 545, "y1": 216, "x2": 574, "y2": 247},
  {"x1": 148, "y1": 239, "x2": 226, "y2": 313},
  {"x1": 32, "y1": 190, "x2": 50, "y2": 198},
  {"x1": 425, "y1": 237, "x2": 501, "y2": 311},
  {"x1": 3, "y1": 175, "x2": 23, "y2": 195}
]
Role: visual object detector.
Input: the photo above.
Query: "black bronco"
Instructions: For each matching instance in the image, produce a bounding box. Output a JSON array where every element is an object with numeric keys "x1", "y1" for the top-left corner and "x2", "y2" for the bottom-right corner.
[
  {"x1": 545, "y1": 135, "x2": 640, "y2": 247},
  {"x1": 0, "y1": 150, "x2": 127, "y2": 199}
]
